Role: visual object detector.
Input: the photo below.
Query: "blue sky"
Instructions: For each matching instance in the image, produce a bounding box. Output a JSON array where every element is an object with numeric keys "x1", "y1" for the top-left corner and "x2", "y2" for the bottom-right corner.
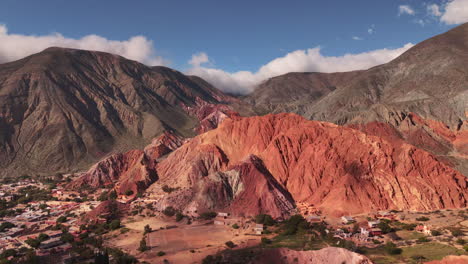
[{"x1": 1, "y1": 0, "x2": 466, "y2": 93}]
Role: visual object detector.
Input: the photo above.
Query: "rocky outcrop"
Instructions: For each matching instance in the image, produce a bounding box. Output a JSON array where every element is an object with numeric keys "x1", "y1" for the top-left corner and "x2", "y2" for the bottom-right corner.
[
  {"x1": 143, "y1": 131, "x2": 186, "y2": 160},
  {"x1": 192, "y1": 104, "x2": 241, "y2": 133},
  {"x1": 251, "y1": 247, "x2": 373, "y2": 264},
  {"x1": 148, "y1": 113, "x2": 467, "y2": 216},
  {"x1": 148, "y1": 154, "x2": 295, "y2": 218},
  {"x1": 68, "y1": 149, "x2": 157, "y2": 195}
]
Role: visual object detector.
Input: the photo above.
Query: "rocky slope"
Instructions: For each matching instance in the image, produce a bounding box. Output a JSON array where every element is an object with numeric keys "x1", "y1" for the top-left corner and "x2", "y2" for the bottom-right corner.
[
  {"x1": 68, "y1": 131, "x2": 184, "y2": 195},
  {"x1": 250, "y1": 247, "x2": 373, "y2": 264},
  {"x1": 146, "y1": 113, "x2": 467, "y2": 216},
  {"x1": 244, "y1": 23, "x2": 468, "y2": 175},
  {"x1": 0, "y1": 47, "x2": 236, "y2": 177}
]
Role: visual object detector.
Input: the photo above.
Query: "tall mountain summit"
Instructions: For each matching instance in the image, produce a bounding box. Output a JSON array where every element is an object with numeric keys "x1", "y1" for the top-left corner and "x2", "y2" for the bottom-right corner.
[{"x1": 0, "y1": 47, "x2": 235, "y2": 176}]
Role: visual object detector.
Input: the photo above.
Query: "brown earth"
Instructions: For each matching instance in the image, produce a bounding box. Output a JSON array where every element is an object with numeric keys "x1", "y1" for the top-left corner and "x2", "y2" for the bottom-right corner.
[{"x1": 251, "y1": 247, "x2": 373, "y2": 264}]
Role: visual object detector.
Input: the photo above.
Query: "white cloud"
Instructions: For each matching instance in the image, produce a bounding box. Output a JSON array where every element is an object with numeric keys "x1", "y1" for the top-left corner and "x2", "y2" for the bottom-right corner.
[
  {"x1": 414, "y1": 19, "x2": 426, "y2": 26},
  {"x1": 368, "y1": 25, "x2": 375, "y2": 34},
  {"x1": 399, "y1": 5, "x2": 416, "y2": 16},
  {"x1": 440, "y1": 0, "x2": 468, "y2": 24},
  {"x1": 189, "y1": 52, "x2": 210, "y2": 67},
  {"x1": 187, "y1": 43, "x2": 414, "y2": 94},
  {"x1": 427, "y1": 4, "x2": 442, "y2": 16},
  {"x1": 352, "y1": 36, "x2": 363, "y2": 40},
  {"x1": 0, "y1": 24, "x2": 166, "y2": 65}
]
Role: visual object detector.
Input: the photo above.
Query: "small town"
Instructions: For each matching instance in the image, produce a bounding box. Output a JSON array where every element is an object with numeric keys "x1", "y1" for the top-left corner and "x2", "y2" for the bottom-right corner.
[{"x1": 0, "y1": 174, "x2": 466, "y2": 264}]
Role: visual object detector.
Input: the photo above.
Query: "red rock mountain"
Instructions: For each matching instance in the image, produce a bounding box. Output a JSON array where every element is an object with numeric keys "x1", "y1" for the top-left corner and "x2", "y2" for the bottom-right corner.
[{"x1": 146, "y1": 113, "x2": 467, "y2": 216}]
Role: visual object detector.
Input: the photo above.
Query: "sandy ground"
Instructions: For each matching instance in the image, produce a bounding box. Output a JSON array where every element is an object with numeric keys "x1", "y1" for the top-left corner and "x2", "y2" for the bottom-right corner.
[{"x1": 105, "y1": 216, "x2": 260, "y2": 264}]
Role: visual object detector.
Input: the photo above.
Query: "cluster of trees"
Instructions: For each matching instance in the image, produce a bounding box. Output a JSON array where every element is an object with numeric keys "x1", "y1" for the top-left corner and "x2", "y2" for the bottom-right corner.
[{"x1": 255, "y1": 214, "x2": 275, "y2": 226}]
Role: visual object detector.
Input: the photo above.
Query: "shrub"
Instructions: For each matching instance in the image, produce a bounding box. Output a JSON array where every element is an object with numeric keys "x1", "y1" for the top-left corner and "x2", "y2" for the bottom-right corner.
[
  {"x1": 232, "y1": 223, "x2": 239, "y2": 229},
  {"x1": 225, "y1": 241, "x2": 236, "y2": 248},
  {"x1": 261, "y1": 237, "x2": 272, "y2": 244},
  {"x1": 56, "y1": 216, "x2": 67, "y2": 223},
  {"x1": 402, "y1": 223, "x2": 417, "y2": 231},
  {"x1": 25, "y1": 238, "x2": 41, "y2": 248},
  {"x1": 144, "y1": 224, "x2": 152, "y2": 235},
  {"x1": 456, "y1": 238, "x2": 466, "y2": 245},
  {"x1": 157, "y1": 251, "x2": 166, "y2": 256},
  {"x1": 109, "y1": 219, "x2": 121, "y2": 230},
  {"x1": 176, "y1": 212, "x2": 184, "y2": 222},
  {"x1": 37, "y1": 233, "x2": 49, "y2": 242},
  {"x1": 411, "y1": 255, "x2": 426, "y2": 262},
  {"x1": 190, "y1": 249, "x2": 196, "y2": 253},
  {"x1": 450, "y1": 228, "x2": 464, "y2": 237},
  {"x1": 431, "y1": 230, "x2": 442, "y2": 236},
  {"x1": 377, "y1": 221, "x2": 393, "y2": 234},
  {"x1": 417, "y1": 237, "x2": 430, "y2": 243},
  {"x1": 139, "y1": 237, "x2": 148, "y2": 252},
  {"x1": 162, "y1": 185, "x2": 177, "y2": 193},
  {"x1": 125, "y1": 190, "x2": 134, "y2": 196},
  {"x1": 163, "y1": 206, "x2": 176, "y2": 217},
  {"x1": 61, "y1": 232, "x2": 74, "y2": 243},
  {"x1": 384, "y1": 242, "x2": 402, "y2": 255},
  {"x1": 255, "y1": 214, "x2": 275, "y2": 226},
  {"x1": 199, "y1": 211, "x2": 217, "y2": 220},
  {"x1": 109, "y1": 190, "x2": 117, "y2": 200},
  {"x1": 416, "y1": 216, "x2": 430, "y2": 221}
]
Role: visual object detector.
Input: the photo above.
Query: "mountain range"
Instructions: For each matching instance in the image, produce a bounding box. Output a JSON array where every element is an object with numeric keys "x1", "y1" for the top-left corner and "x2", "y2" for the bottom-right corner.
[{"x1": 1, "y1": 22, "x2": 467, "y2": 216}]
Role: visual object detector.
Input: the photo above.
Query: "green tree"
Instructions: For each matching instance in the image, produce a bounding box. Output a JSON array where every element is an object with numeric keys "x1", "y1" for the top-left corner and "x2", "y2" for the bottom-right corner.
[
  {"x1": 25, "y1": 238, "x2": 41, "y2": 249},
  {"x1": 109, "y1": 219, "x2": 121, "y2": 230},
  {"x1": 37, "y1": 233, "x2": 49, "y2": 242},
  {"x1": 144, "y1": 224, "x2": 152, "y2": 235},
  {"x1": 377, "y1": 221, "x2": 393, "y2": 234},
  {"x1": 384, "y1": 242, "x2": 402, "y2": 255},
  {"x1": 61, "y1": 232, "x2": 75, "y2": 243},
  {"x1": 163, "y1": 206, "x2": 176, "y2": 217},
  {"x1": 255, "y1": 214, "x2": 275, "y2": 226},
  {"x1": 199, "y1": 211, "x2": 217, "y2": 220},
  {"x1": 176, "y1": 212, "x2": 184, "y2": 222},
  {"x1": 56, "y1": 216, "x2": 67, "y2": 223},
  {"x1": 225, "y1": 241, "x2": 236, "y2": 248},
  {"x1": 139, "y1": 237, "x2": 149, "y2": 252},
  {"x1": 109, "y1": 190, "x2": 117, "y2": 200}
]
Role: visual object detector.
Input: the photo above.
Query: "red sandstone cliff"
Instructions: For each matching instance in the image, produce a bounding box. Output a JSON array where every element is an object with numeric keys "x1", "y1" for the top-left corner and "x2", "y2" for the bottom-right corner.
[{"x1": 149, "y1": 113, "x2": 467, "y2": 216}]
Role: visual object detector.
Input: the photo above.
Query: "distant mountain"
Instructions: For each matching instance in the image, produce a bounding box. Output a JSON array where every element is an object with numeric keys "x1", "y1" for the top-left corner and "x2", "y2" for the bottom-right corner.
[
  {"x1": 0, "y1": 47, "x2": 236, "y2": 177},
  {"x1": 244, "y1": 23, "x2": 468, "y2": 174}
]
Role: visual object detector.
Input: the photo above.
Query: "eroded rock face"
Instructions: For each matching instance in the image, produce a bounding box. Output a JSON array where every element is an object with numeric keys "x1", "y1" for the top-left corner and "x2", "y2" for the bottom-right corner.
[
  {"x1": 68, "y1": 149, "x2": 157, "y2": 195},
  {"x1": 149, "y1": 154, "x2": 295, "y2": 218},
  {"x1": 143, "y1": 131, "x2": 186, "y2": 160},
  {"x1": 251, "y1": 247, "x2": 373, "y2": 264},
  {"x1": 350, "y1": 112, "x2": 468, "y2": 175},
  {"x1": 149, "y1": 113, "x2": 467, "y2": 216}
]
